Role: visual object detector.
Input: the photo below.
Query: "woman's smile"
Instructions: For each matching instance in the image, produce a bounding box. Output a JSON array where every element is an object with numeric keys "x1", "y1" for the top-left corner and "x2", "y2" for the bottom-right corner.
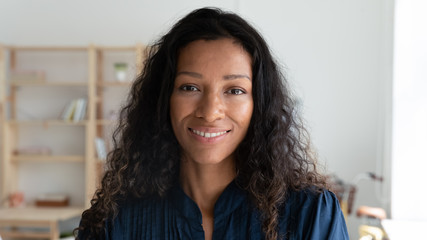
[
  {"x1": 188, "y1": 127, "x2": 231, "y2": 144},
  {"x1": 189, "y1": 128, "x2": 229, "y2": 138}
]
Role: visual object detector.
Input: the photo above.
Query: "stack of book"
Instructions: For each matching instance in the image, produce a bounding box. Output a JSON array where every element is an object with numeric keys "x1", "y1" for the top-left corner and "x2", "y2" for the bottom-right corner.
[{"x1": 61, "y1": 98, "x2": 87, "y2": 122}]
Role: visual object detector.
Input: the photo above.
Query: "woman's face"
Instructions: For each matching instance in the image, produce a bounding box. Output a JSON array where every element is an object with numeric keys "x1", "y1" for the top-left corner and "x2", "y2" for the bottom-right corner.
[{"x1": 170, "y1": 38, "x2": 253, "y2": 166}]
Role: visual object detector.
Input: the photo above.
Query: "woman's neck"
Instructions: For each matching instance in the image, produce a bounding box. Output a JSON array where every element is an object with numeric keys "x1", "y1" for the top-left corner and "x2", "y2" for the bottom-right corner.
[{"x1": 179, "y1": 156, "x2": 236, "y2": 215}]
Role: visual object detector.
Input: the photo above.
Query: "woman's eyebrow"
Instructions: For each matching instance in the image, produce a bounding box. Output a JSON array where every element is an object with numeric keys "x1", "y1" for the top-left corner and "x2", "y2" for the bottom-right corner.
[
  {"x1": 223, "y1": 74, "x2": 251, "y2": 81},
  {"x1": 177, "y1": 71, "x2": 251, "y2": 81}
]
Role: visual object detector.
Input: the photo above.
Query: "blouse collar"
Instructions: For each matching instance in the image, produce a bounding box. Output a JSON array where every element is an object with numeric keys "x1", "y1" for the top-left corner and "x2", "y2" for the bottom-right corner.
[{"x1": 170, "y1": 180, "x2": 247, "y2": 224}]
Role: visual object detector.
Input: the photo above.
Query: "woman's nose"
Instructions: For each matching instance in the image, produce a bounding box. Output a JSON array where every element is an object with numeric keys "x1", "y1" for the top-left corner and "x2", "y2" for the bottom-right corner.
[{"x1": 195, "y1": 91, "x2": 225, "y2": 122}]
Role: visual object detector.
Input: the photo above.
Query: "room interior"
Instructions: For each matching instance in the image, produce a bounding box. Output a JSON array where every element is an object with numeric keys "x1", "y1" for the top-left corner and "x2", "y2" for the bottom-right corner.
[{"x1": 0, "y1": 0, "x2": 426, "y2": 239}]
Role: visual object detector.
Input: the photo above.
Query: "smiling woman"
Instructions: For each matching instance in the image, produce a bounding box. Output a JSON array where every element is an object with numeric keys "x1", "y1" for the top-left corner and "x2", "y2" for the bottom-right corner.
[
  {"x1": 76, "y1": 7, "x2": 349, "y2": 240},
  {"x1": 170, "y1": 39, "x2": 254, "y2": 237}
]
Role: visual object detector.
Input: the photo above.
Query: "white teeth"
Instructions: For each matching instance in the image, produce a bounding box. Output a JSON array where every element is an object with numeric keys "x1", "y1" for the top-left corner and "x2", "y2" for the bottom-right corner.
[{"x1": 191, "y1": 129, "x2": 228, "y2": 138}]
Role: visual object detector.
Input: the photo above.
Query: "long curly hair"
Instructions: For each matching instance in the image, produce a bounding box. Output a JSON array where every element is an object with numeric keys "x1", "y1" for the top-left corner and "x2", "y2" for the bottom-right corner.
[{"x1": 76, "y1": 7, "x2": 326, "y2": 240}]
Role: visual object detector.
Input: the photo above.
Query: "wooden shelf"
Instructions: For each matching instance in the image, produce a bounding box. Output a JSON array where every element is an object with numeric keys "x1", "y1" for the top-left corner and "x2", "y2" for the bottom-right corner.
[
  {"x1": 11, "y1": 155, "x2": 85, "y2": 163},
  {"x1": 6, "y1": 46, "x2": 88, "y2": 51},
  {"x1": 7, "y1": 120, "x2": 88, "y2": 126},
  {"x1": 96, "y1": 46, "x2": 139, "y2": 51},
  {"x1": 97, "y1": 81, "x2": 132, "y2": 87},
  {"x1": 0, "y1": 231, "x2": 52, "y2": 239},
  {"x1": 10, "y1": 81, "x2": 88, "y2": 87},
  {"x1": 6, "y1": 45, "x2": 143, "y2": 51},
  {"x1": 0, "y1": 206, "x2": 83, "y2": 221},
  {"x1": 96, "y1": 119, "x2": 117, "y2": 125}
]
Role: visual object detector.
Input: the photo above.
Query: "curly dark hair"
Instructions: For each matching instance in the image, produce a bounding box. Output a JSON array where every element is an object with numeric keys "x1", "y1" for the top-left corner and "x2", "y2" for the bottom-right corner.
[{"x1": 76, "y1": 7, "x2": 326, "y2": 240}]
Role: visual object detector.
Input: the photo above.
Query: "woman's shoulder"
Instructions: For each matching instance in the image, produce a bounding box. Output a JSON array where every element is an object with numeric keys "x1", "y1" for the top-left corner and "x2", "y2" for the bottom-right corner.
[
  {"x1": 286, "y1": 187, "x2": 338, "y2": 206},
  {"x1": 283, "y1": 187, "x2": 342, "y2": 220},
  {"x1": 280, "y1": 187, "x2": 349, "y2": 239}
]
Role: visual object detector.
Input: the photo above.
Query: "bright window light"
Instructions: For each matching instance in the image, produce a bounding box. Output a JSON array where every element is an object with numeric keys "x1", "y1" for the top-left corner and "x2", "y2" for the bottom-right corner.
[{"x1": 392, "y1": 0, "x2": 427, "y2": 220}]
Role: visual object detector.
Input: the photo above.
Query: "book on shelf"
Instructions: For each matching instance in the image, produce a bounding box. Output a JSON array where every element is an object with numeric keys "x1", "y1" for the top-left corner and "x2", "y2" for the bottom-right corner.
[
  {"x1": 61, "y1": 98, "x2": 87, "y2": 122},
  {"x1": 72, "y1": 98, "x2": 87, "y2": 122},
  {"x1": 95, "y1": 137, "x2": 107, "y2": 161},
  {"x1": 61, "y1": 99, "x2": 77, "y2": 121}
]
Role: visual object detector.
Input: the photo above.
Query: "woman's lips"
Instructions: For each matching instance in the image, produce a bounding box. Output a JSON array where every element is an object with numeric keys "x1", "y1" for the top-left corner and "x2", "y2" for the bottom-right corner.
[{"x1": 188, "y1": 127, "x2": 231, "y2": 142}]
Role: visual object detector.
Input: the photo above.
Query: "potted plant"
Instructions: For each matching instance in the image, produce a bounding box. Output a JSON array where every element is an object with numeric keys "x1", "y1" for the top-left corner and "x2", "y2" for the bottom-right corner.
[{"x1": 114, "y1": 62, "x2": 128, "y2": 82}]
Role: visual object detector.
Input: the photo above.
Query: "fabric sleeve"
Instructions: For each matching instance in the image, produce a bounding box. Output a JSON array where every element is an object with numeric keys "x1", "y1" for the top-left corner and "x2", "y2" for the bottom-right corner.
[{"x1": 305, "y1": 190, "x2": 349, "y2": 240}]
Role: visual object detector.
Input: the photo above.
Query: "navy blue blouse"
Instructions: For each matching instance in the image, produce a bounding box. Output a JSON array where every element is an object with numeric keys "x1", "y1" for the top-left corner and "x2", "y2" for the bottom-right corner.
[{"x1": 81, "y1": 181, "x2": 349, "y2": 239}]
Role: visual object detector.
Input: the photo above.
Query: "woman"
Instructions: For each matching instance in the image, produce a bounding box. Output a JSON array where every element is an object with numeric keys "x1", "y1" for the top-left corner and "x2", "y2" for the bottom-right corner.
[{"x1": 77, "y1": 7, "x2": 349, "y2": 240}]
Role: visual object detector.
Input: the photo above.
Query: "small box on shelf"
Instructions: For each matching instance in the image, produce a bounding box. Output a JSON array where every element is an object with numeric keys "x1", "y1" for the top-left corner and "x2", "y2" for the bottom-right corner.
[{"x1": 35, "y1": 193, "x2": 69, "y2": 207}]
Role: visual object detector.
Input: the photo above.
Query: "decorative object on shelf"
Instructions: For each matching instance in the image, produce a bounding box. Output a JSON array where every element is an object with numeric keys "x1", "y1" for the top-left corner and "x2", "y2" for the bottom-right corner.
[
  {"x1": 114, "y1": 62, "x2": 128, "y2": 82},
  {"x1": 9, "y1": 191, "x2": 25, "y2": 207},
  {"x1": 35, "y1": 193, "x2": 69, "y2": 207}
]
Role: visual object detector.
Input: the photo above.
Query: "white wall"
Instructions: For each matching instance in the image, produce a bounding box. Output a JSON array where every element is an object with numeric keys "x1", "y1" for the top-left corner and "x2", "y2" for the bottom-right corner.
[{"x1": 0, "y1": 0, "x2": 393, "y2": 238}]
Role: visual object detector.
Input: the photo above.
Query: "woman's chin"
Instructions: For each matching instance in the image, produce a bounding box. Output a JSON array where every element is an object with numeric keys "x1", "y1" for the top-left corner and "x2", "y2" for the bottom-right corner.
[{"x1": 181, "y1": 153, "x2": 235, "y2": 167}]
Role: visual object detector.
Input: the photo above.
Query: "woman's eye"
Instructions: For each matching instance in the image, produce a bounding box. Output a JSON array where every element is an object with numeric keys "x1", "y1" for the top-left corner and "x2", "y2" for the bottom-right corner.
[
  {"x1": 227, "y1": 88, "x2": 246, "y2": 95},
  {"x1": 180, "y1": 85, "x2": 199, "y2": 91}
]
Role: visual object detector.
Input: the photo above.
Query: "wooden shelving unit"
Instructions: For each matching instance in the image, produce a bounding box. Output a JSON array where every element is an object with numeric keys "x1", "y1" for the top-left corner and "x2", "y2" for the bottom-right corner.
[{"x1": 0, "y1": 44, "x2": 145, "y2": 239}]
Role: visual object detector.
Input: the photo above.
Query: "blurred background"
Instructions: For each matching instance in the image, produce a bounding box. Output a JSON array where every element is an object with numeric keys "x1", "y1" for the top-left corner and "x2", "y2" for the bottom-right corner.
[{"x1": 0, "y1": 0, "x2": 426, "y2": 239}]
